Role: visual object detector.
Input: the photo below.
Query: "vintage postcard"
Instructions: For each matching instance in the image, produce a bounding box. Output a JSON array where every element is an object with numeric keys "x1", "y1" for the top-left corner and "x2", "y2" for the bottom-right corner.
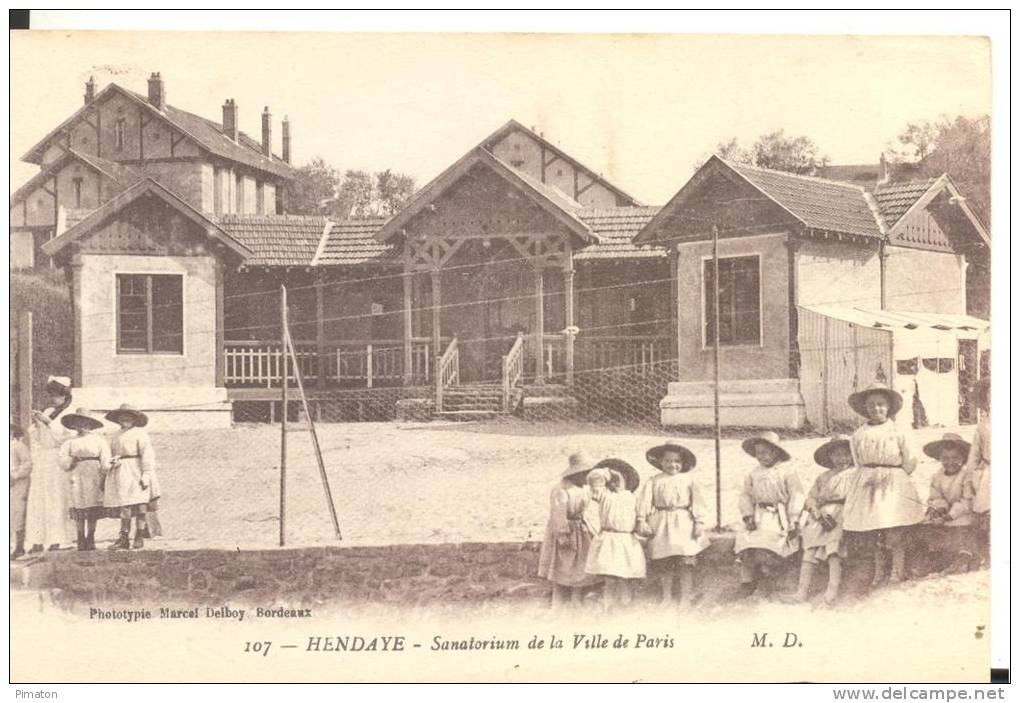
[{"x1": 8, "y1": 24, "x2": 1000, "y2": 684}]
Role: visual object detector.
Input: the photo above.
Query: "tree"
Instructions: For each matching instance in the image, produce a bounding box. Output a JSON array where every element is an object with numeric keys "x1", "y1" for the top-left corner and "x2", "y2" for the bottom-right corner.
[
  {"x1": 375, "y1": 169, "x2": 417, "y2": 216},
  {"x1": 335, "y1": 169, "x2": 376, "y2": 219},
  {"x1": 707, "y1": 130, "x2": 830, "y2": 175},
  {"x1": 891, "y1": 115, "x2": 990, "y2": 223},
  {"x1": 282, "y1": 157, "x2": 339, "y2": 216},
  {"x1": 285, "y1": 159, "x2": 417, "y2": 218}
]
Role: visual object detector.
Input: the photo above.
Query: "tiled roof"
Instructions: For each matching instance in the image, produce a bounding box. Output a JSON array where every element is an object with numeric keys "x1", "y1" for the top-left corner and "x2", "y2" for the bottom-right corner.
[
  {"x1": 723, "y1": 159, "x2": 885, "y2": 239},
  {"x1": 872, "y1": 178, "x2": 940, "y2": 228},
  {"x1": 123, "y1": 89, "x2": 295, "y2": 180},
  {"x1": 213, "y1": 208, "x2": 667, "y2": 267},
  {"x1": 215, "y1": 214, "x2": 326, "y2": 267},
  {"x1": 576, "y1": 206, "x2": 664, "y2": 260},
  {"x1": 318, "y1": 217, "x2": 397, "y2": 265}
]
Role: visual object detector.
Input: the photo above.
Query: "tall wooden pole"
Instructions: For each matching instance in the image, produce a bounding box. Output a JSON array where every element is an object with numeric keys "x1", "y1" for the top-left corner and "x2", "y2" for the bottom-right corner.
[
  {"x1": 279, "y1": 284, "x2": 288, "y2": 547},
  {"x1": 712, "y1": 225, "x2": 723, "y2": 531}
]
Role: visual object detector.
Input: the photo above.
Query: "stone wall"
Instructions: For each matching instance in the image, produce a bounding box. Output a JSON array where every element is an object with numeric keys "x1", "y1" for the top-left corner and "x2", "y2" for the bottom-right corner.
[{"x1": 11, "y1": 532, "x2": 968, "y2": 611}]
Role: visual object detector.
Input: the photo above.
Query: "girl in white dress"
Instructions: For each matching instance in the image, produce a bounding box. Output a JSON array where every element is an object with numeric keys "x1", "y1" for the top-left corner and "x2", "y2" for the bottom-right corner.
[
  {"x1": 104, "y1": 405, "x2": 159, "y2": 550},
  {"x1": 584, "y1": 466, "x2": 646, "y2": 609},
  {"x1": 636, "y1": 442, "x2": 710, "y2": 606},
  {"x1": 25, "y1": 376, "x2": 76, "y2": 552},
  {"x1": 842, "y1": 383, "x2": 924, "y2": 586},
  {"x1": 10, "y1": 423, "x2": 33, "y2": 560},
  {"x1": 537, "y1": 452, "x2": 599, "y2": 608},
  {"x1": 734, "y1": 431, "x2": 804, "y2": 598},
  {"x1": 783, "y1": 436, "x2": 853, "y2": 605},
  {"x1": 58, "y1": 409, "x2": 111, "y2": 551}
]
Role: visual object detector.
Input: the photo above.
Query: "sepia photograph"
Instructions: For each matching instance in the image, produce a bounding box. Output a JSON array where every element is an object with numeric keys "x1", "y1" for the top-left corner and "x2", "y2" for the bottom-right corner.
[{"x1": 7, "y1": 11, "x2": 1006, "y2": 687}]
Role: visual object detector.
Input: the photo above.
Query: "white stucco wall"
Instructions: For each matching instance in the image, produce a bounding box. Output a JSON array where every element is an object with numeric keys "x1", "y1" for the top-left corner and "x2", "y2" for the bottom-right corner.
[{"x1": 78, "y1": 253, "x2": 218, "y2": 388}]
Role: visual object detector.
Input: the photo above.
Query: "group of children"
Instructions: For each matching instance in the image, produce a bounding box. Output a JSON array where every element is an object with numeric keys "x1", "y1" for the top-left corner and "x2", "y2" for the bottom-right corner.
[
  {"x1": 538, "y1": 379, "x2": 992, "y2": 609},
  {"x1": 10, "y1": 376, "x2": 162, "y2": 558}
]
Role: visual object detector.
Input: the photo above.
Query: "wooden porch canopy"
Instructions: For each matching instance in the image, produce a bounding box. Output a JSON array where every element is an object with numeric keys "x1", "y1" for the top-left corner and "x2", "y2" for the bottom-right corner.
[{"x1": 376, "y1": 145, "x2": 600, "y2": 384}]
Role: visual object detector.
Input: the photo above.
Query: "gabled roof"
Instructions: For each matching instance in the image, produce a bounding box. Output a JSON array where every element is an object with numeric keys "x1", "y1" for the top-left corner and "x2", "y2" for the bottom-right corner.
[
  {"x1": 872, "y1": 178, "x2": 941, "y2": 228},
  {"x1": 9, "y1": 148, "x2": 142, "y2": 208},
  {"x1": 482, "y1": 119, "x2": 642, "y2": 207},
  {"x1": 635, "y1": 155, "x2": 886, "y2": 245},
  {"x1": 375, "y1": 146, "x2": 596, "y2": 244},
  {"x1": 874, "y1": 175, "x2": 990, "y2": 248},
  {"x1": 22, "y1": 83, "x2": 294, "y2": 180},
  {"x1": 721, "y1": 158, "x2": 886, "y2": 240},
  {"x1": 192, "y1": 207, "x2": 664, "y2": 268},
  {"x1": 41, "y1": 178, "x2": 251, "y2": 260}
]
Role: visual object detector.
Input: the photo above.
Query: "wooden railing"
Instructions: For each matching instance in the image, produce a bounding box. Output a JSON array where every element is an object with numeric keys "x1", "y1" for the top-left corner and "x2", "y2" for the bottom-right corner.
[
  {"x1": 224, "y1": 338, "x2": 431, "y2": 388},
  {"x1": 577, "y1": 335, "x2": 671, "y2": 375},
  {"x1": 501, "y1": 332, "x2": 525, "y2": 412},
  {"x1": 435, "y1": 337, "x2": 460, "y2": 412},
  {"x1": 225, "y1": 340, "x2": 319, "y2": 388}
]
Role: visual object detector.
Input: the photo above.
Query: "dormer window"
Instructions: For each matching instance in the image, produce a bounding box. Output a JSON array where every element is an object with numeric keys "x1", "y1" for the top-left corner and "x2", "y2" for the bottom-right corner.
[{"x1": 115, "y1": 118, "x2": 126, "y2": 151}]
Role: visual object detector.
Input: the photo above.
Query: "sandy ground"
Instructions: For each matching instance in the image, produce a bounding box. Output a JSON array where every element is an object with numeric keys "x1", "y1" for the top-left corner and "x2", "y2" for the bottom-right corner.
[{"x1": 74, "y1": 419, "x2": 976, "y2": 550}]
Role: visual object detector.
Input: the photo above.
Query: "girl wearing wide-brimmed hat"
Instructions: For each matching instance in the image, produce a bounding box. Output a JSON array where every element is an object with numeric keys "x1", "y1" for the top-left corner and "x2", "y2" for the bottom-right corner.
[
  {"x1": 104, "y1": 404, "x2": 159, "y2": 550},
  {"x1": 58, "y1": 409, "x2": 111, "y2": 551},
  {"x1": 636, "y1": 442, "x2": 710, "y2": 607},
  {"x1": 10, "y1": 423, "x2": 33, "y2": 560},
  {"x1": 538, "y1": 451, "x2": 601, "y2": 607},
  {"x1": 733, "y1": 431, "x2": 804, "y2": 599},
  {"x1": 25, "y1": 375, "x2": 76, "y2": 552},
  {"x1": 842, "y1": 383, "x2": 924, "y2": 587},
  {"x1": 783, "y1": 435, "x2": 853, "y2": 605},
  {"x1": 584, "y1": 467, "x2": 646, "y2": 609},
  {"x1": 963, "y1": 376, "x2": 990, "y2": 566},
  {"x1": 923, "y1": 433, "x2": 977, "y2": 573}
]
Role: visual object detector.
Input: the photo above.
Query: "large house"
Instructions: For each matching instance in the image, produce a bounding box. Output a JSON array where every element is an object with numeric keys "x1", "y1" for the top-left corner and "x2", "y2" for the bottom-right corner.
[
  {"x1": 16, "y1": 74, "x2": 991, "y2": 430},
  {"x1": 10, "y1": 73, "x2": 294, "y2": 269}
]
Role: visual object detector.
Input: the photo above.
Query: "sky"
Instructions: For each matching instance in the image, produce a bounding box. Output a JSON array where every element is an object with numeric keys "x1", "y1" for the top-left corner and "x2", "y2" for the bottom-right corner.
[{"x1": 9, "y1": 31, "x2": 991, "y2": 205}]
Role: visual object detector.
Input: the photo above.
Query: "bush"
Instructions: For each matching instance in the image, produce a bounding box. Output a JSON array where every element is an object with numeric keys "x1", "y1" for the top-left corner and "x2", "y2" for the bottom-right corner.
[{"x1": 10, "y1": 269, "x2": 72, "y2": 417}]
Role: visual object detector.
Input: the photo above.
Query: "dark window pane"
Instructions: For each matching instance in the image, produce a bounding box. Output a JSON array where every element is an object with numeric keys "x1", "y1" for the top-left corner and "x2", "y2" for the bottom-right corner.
[
  {"x1": 117, "y1": 274, "x2": 148, "y2": 352},
  {"x1": 704, "y1": 255, "x2": 761, "y2": 347},
  {"x1": 151, "y1": 275, "x2": 183, "y2": 353}
]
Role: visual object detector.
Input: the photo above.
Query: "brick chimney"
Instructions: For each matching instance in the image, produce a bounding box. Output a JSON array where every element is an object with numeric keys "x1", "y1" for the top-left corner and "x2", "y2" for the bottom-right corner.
[
  {"x1": 147, "y1": 72, "x2": 165, "y2": 110},
  {"x1": 84, "y1": 76, "x2": 96, "y2": 105},
  {"x1": 222, "y1": 99, "x2": 238, "y2": 141},
  {"x1": 261, "y1": 106, "x2": 272, "y2": 156},
  {"x1": 878, "y1": 153, "x2": 890, "y2": 186},
  {"x1": 281, "y1": 116, "x2": 291, "y2": 164}
]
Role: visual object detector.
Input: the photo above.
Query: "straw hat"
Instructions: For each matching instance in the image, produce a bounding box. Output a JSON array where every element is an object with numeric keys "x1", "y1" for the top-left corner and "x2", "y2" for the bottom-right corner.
[
  {"x1": 60, "y1": 408, "x2": 104, "y2": 432},
  {"x1": 741, "y1": 431, "x2": 791, "y2": 462},
  {"x1": 45, "y1": 375, "x2": 72, "y2": 396},
  {"x1": 813, "y1": 435, "x2": 852, "y2": 469},
  {"x1": 923, "y1": 432, "x2": 971, "y2": 460},
  {"x1": 645, "y1": 441, "x2": 697, "y2": 472},
  {"x1": 848, "y1": 382, "x2": 903, "y2": 419},
  {"x1": 593, "y1": 458, "x2": 641, "y2": 492},
  {"x1": 560, "y1": 451, "x2": 596, "y2": 484},
  {"x1": 105, "y1": 403, "x2": 149, "y2": 428}
]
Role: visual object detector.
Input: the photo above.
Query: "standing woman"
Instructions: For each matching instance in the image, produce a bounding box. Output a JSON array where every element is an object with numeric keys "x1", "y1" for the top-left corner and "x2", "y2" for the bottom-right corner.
[
  {"x1": 104, "y1": 404, "x2": 158, "y2": 550},
  {"x1": 25, "y1": 376, "x2": 76, "y2": 552},
  {"x1": 842, "y1": 383, "x2": 925, "y2": 586}
]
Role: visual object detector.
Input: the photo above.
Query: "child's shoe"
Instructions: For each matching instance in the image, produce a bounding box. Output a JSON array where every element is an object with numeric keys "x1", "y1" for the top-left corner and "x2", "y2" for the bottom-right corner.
[
  {"x1": 132, "y1": 534, "x2": 144, "y2": 550},
  {"x1": 10, "y1": 547, "x2": 25, "y2": 560},
  {"x1": 28, "y1": 544, "x2": 43, "y2": 554},
  {"x1": 109, "y1": 532, "x2": 130, "y2": 550}
]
